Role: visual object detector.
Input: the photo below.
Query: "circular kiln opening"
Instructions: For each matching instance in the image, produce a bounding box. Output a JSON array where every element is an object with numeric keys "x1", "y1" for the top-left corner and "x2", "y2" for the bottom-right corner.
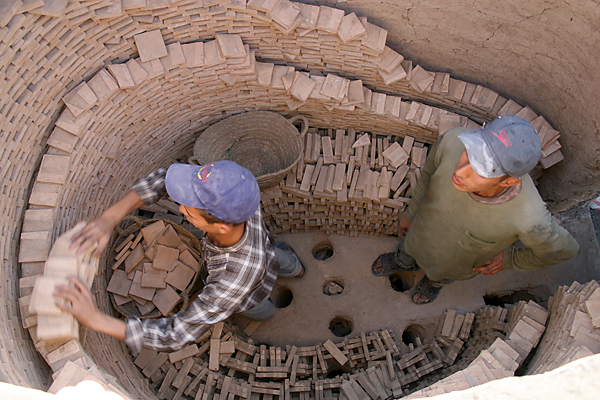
[
  {"x1": 402, "y1": 324, "x2": 426, "y2": 346},
  {"x1": 329, "y1": 316, "x2": 353, "y2": 337},
  {"x1": 323, "y1": 278, "x2": 345, "y2": 296},
  {"x1": 313, "y1": 241, "x2": 334, "y2": 261},
  {"x1": 389, "y1": 275, "x2": 409, "y2": 292},
  {"x1": 272, "y1": 286, "x2": 293, "y2": 309}
]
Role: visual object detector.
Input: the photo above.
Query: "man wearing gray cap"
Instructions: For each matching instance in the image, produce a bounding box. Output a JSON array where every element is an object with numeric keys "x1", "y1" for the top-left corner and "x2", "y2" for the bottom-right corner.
[
  {"x1": 371, "y1": 115, "x2": 579, "y2": 304},
  {"x1": 56, "y1": 160, "x2": 305, "y2": 354}
]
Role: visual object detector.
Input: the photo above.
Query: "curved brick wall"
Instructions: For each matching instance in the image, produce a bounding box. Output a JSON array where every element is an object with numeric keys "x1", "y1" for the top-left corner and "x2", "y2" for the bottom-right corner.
[{"x1": 2, "y1": 0, "x2": 598, "y2": 395}]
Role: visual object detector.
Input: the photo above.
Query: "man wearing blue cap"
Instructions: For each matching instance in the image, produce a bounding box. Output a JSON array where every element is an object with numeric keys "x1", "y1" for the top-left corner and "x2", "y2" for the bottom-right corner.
[
  {"x1": 371, "y1": 115, "x2": 578, "y2": 304},
  {"x1": 56, "y1": 160, "x2": 304, "y2": 354}
]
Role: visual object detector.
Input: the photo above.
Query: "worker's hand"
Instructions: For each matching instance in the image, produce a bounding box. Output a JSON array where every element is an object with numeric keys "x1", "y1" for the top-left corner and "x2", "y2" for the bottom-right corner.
[
  {"x1": 398, "y1": 216, "x2": 411, "y2": 237},
  {"x1": 53, "y1": 277, "x2": 101, "y2": 329},
  {"x1": 70, "y1": 215, "x2": 114, "y2": 255},
  {"x1": 474, "y1": 252, "x2": 504, "y2": 275}
]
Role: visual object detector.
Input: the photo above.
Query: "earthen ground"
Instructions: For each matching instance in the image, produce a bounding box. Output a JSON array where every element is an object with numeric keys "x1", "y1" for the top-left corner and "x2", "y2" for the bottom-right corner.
[{"x1": 230, "y1": 204, "x2": 600, "y2": 348}]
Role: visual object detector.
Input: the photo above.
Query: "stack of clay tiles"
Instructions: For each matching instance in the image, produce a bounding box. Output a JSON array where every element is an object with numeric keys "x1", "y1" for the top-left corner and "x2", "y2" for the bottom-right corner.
[
  {"x1": 112, "y1": 301, "x2": 552, "y2": 400},
  {"x1": 0, "y1": 0, "x2": 571, "y2": 397},
  {"x1": 261, "y1": 129, "x2": 428, "y2": 236},
  {"x1": 526, "y1": 280, "x2": 600, "y2": 374}
]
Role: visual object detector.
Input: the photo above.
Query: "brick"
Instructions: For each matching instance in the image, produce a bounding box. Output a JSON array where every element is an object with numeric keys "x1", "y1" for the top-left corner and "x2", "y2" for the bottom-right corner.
[
  {"x1": 19, "y1": 231, "x2": 50, "y2": 263},
  {"x1": 378, "y1": 63, "x2": 407, "y2": 85},
  {"x1": 153, "y1": 285, "x2": 181, "y2": 316},
  {"x1": 216, "y1": 33, "x2": 247, "y2": 58},
  {"x1": 54, "y1": 108, "x2": 91, "y2": 137},
  {"x1": 337, "y1": 13, "x2": 366, "y2": 43},
  {"x1": 47, "y1": 126, "x2": 78, "y2": 153},
  {"x1": 161, "y1": 42, "x2": 186, "y2": 71},
  {"x1": 378, "y1": 47, "x2": 404, "y2": 73},
  {"x1": 139, "y1": 58, "x2": 165, "y2": 79},
  {"x1": 128, "y1": 270, "x2": 156, "y2": 302},
  {"x1": 298, "y1": 3, "x2": 320, "y2": 31},
  {"x1": 62, "y1": 82, "x2": 97, "y2": 117},
  {"x1": 203, "y1": 40, "x2": 226, "y2": 66},
  {"x1": 106, "y1": 269, "x2": 132, "y2": 297},
  {"x1": 290, "y1": 72, "x2": 317, "y2": 102},
  {"x1": 153, "y1": 245, "x2": 179, "y2": 272},
  {"x1": 87, "y1": 69, "x2": 119, "y2": 102},
  {"x1": 316, "y1": 6, "x2": 345, "y2": 33},
  {"x1": 30, "y1": 276, "x2": 69, "y2": 316},
  {"x1": 182, "y1": 42, "x2": 205, "y2": 68},
  {"x1": 107, "y1": 63, "x2": 135, "y2": 88},
  {"x1": 165, "y1": 262, "x2": 195, "y2": 291},
  {"x1": 362, "y1": 21, "x2": 387, "y2": 53},
  {"x1": 269, "y1": 0, "x2": 301, "y2": 31},
  {"x1": 134, "y1": 29, "x2": 168, "y2": 63},
  {"x1": 382, "y1": 142, "x2": 408, "y2": 168},
  {"x1": 320, "y1": 74, "x2": 350, "y2": 101},
  {"x1": 29, "y1": 0, "x2": 68, "y2": 17},
  {"x1": 126, "y1": 59, "x2": 149, "y2": 85}
]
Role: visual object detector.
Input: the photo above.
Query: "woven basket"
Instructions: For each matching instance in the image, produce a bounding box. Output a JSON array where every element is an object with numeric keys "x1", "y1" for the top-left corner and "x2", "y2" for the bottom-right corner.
[
  {"x1": 190, "y1": 111, "x2": 308, "y2": 190},
  {"x1": 107, "y1": 215, "x2": 204, "y2": 319}
]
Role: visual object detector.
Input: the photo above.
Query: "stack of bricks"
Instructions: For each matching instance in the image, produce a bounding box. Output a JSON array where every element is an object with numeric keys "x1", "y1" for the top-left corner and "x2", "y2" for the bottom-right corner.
[
  {"x1": 1, "y1": 0, "x2": 568, "y2": 394},
  {"x1": 20, "y1": 223, "x2": 97, "y2": 368},
  {"x1": 401, "y1": 302, "x2": 550, "y2": 398},
  {"x1": 526, "y1": 280, "x2": 600, "y2": 374},
  {"x1": 106, "y1": 220, "x2": 201, "y2": 317},
  {"x1": 123, "y1": 300, "x2": 552, "y2": 400},
  {"x1": 261, "y1": 129, "x2": 428, "y2": 236}
]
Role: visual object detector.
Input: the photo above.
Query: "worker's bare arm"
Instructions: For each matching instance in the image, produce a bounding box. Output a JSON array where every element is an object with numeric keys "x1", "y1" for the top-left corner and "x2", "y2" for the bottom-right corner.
[
  {"x1": 70, "y1": 190, "x2": 145, "y2": 255},
  {"x1": 54, "y1": 277, "x2": 126, "y2": 341}
]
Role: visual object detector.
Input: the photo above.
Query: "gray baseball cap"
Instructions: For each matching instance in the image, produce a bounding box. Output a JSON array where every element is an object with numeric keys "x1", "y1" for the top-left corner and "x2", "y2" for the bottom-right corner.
[{"x1": 458, "y1": 115, "x2": 542, "y2": 178}]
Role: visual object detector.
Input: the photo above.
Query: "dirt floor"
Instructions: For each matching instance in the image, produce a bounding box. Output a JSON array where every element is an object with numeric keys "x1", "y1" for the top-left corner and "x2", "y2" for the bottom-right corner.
[{"x1": 230, "y1": 203, "x2": 600, "y2": 348}]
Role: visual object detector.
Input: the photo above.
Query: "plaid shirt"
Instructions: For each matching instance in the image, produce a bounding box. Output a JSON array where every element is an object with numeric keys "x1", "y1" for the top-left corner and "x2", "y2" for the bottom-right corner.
[{"x1": 125, "y1": 169, "x2": 279, "y2": 354}]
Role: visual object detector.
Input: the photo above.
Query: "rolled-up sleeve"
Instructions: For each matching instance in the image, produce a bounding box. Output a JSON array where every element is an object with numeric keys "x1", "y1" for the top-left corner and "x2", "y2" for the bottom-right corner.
[{"x1": 131, "y1": 168, "x2": 168, "y2": 205}]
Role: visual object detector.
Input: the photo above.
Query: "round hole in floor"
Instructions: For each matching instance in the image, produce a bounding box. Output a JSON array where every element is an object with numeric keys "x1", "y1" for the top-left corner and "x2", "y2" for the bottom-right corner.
[
  {"x1": 388, "y1": 275, "x2": 408, "y2": 292},
  {"x1": 273, "y1": 286, "x2": 293, "y2": 308},
  {"x1": 323, "y1": 278, "x2": 345, "y2": 296},
  {"x1": 402, "y1": 324, "x2": 426, "y2": 346},
  {"x1": 326, "y1": 364, "x2": 352, "y2": 377},
  {"x1": 329, "y1": 316, "x2": 353, "y2": 337},
  {"x1": 312, "y1": 240, "x2": 334, "y2": 260}
]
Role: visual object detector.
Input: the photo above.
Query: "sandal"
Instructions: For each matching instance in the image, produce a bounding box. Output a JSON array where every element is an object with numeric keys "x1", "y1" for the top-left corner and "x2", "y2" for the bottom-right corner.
[
  {"x1": 411, "y1": 276, "x2": 442, "y2": 305},
  {"x1": 275, "y1": 242, "x2": 306, "y2": 278},
  {"x1": 371, "y1": 252, "x2": 419, "y2": 276}
]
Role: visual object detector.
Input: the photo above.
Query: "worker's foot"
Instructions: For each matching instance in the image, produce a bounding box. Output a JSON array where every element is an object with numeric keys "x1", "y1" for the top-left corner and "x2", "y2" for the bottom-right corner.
[
  {"x1": 275, "y1": 242, "x2": 306, "y2": 278},
  {"x1": 371, "y1": 252, "x2": 419, "y2": 276},
  {"x1": 411, "y1": 276, "x2": 442, "y2": 304}
]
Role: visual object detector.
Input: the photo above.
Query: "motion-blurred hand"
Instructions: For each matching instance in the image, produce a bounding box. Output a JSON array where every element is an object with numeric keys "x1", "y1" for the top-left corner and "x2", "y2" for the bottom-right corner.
[{"x1": 54, "y1": 276, "x2": 100, "y2": 328}]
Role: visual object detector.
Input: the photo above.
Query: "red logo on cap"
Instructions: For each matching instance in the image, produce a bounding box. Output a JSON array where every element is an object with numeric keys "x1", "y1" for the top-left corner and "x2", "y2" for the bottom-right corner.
[
  {"x1": 491, "y1": 129, "x2": 512, "y2": 147},
  {"x1": 197, "y1": 164, "x2": 213, "y2": 182}
]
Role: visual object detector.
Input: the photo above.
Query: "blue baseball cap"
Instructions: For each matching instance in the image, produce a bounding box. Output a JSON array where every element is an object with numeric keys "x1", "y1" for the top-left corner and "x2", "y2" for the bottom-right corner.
[
  {"x1": 458, "y1": 115, "x2": 541, "y2": 178},
  {"x1": 165, "y1": 161, "x2": 260, "y2": 224}
]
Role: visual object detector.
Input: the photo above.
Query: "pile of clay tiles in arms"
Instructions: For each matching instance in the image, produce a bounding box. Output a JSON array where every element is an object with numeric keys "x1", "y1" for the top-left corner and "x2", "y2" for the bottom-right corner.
[
  {"x1": 106, "y1": 219, "x2": 202, "y2": 317},
  {"x1": 261, "y1": 127, "x2": 428, "y2": 237},
  {"x1": 124, "y1": 299, "x2": 551, "y2": 400}
]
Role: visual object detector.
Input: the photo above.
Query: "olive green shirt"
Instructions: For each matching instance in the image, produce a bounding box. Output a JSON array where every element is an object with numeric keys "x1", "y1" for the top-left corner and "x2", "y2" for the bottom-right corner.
[{"x1": 404, "y1": 128, "x2": 579, "y2": 282}]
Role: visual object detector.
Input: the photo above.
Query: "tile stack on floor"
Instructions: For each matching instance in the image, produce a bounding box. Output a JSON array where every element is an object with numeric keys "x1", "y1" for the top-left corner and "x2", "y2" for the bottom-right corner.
[
  {"x1": 526, "y1": 280, "x2": 600, "y2": 374},
  {"x1": 49, "y1": 301, "x2": 549, "y2": 400},
  {"x1": 261, "y1": 129, "x2": 428, "y2": 236}
]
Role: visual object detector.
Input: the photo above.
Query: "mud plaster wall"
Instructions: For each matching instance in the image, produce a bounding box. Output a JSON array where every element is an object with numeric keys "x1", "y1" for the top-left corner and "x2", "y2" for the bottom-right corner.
[
  {"x1": 318, "y1": 0, "x2": 600, "y2": 211},
  {"x1": 2, "y1": 0, "x2": 600, "y2": 392}
]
